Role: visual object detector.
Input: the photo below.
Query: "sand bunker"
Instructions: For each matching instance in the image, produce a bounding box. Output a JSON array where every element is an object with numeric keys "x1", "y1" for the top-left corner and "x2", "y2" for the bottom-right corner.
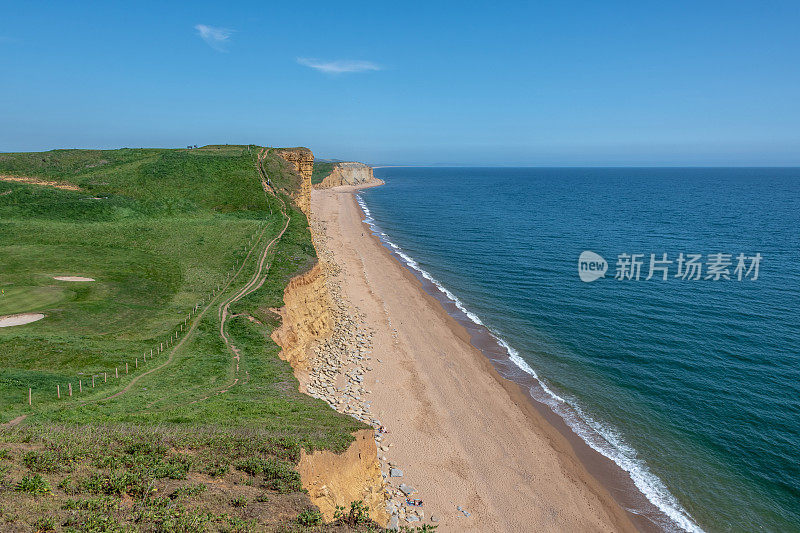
[
  {"x1": 0, "y1": 175, "x2": 81, "y2": 191},
  {"x1": 53, "y1": 276, "x2": 95, "y2": 282},
  {"x1": 0, "y1": 313, "x2": 45, "y2": 328}
]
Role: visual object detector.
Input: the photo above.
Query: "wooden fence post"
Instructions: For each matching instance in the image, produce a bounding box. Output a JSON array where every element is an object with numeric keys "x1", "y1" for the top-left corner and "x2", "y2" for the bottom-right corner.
[
  {"x1": 57, "y1": 385, "x2": 60, "y2": 398},
  {"x1": 79, "y1": 380, "x2": 82, "y2": 393},
  {"x1": 115, "y1": 367, "x2": 118, "y2": 379},
  {"x1": 125, "y1": 363, "x2": 128, "y2": 374},
  {"x1": 136, "y1": 358, "x2": 138, "y2": 369},
  {"x1": 104, "y1": 372, "x2": 107, "y2": 382},
  {"x1": 68, "y1": 383, "x2": 72, "y2": 396},
  {"x1": 92, "y1": 375, "x2": 95, "y2": 387},
  {"x1": 28, "y1": 388, "x2": 31, "y2": 405}
]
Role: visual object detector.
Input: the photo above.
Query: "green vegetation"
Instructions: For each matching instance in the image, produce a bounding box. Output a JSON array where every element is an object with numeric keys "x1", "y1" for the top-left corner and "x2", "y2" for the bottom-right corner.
[
  {"x1": 334, "y1": 501, "x2": 371, "y2": 526},
  {"x1": 311, "y1": 161, "x2": 336, "y2": 185},
  {"x1": 0, "y1": 145, "x2": 384, "y2": 531},
  {"x1": 15, "y1": 473, "x2": 51, "y2": 495},
  {"x1": 0, "y1": 285, "x2": 71, "y2": 315},
  {"x1": 0, "y1": 145, "x2": 359, "y2": 437},
  {"x1": 0, "y1": 426, "x2": 434, "y2": 531}
]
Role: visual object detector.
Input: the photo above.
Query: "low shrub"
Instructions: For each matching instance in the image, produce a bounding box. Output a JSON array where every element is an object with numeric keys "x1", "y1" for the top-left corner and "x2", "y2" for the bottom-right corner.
[
  {"x1": 169, "y1": 483, "x2": 206, "y2": 500},
  {"x1": 296, "y1": 507, "x2": 323, "y2": 526},
  {"x1": 230, "y1": 496, "x2": 248, "y2": 508},
  {"x1": 262, "y1": 459, "x2": 302, "y2": 493},
  {"x1": 203, "y1": 460, "x2": 228, "y2": 478},
  {"x1": 32, "y1": 516, "x2": 56, "y2": 532},
  {"x1": 334, "y1": 500, "x2": 370, "y2": 526},
  {"x1": 15, "y1": 474, "x2": 51, "y2": 495},
  {"x1": 23, "y1": 450, "x2": 60, "y2": 473},
  {"x1": 82, "y1": 472, "x2": 138, "y2": 496}
]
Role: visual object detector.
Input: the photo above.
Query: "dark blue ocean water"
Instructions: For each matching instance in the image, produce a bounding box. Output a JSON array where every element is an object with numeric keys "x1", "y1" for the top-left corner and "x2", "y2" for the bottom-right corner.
[{"x1": 360, "y1": 167, "x2": 800, "y2": 533}]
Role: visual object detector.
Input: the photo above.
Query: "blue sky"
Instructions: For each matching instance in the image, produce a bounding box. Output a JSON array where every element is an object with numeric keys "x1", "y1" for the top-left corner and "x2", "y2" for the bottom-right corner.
[{"x1": 2, "y1": 1, "x2": 799, "y2": 165}]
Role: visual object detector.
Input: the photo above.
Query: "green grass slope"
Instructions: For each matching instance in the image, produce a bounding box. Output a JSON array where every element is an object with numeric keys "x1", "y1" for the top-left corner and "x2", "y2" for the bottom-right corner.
[
  {"x1": 0, "y1": 146, "x2": 392, "y2": 532},
  {"x1": 311, "y1": 162, "x2": 336, "y2": 185}
]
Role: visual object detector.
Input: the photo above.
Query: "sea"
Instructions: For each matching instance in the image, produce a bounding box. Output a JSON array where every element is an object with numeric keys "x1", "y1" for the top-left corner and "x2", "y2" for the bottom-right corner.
[{"x1": 357, "y1": 167, "x2": 800, "y2": 533}]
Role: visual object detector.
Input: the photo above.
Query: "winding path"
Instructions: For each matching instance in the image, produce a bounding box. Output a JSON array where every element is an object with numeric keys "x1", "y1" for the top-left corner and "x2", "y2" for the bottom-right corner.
[
  {"x1": 214, "y1": 155, "x2": 290, "y2": 390},
  {"x1": 84, "y1": 150, "x2": 289, "y2": 404}
]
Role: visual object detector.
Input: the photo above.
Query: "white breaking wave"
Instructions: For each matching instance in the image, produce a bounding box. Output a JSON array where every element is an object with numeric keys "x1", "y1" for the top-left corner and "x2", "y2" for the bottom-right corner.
[{"x1": 354, "y1": 193, "x2": 705, "y2": 533}]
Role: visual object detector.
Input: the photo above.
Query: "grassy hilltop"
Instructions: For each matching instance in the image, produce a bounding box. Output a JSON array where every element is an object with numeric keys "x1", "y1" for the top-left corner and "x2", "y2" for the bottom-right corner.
[{"x1": 0, "y1": 146, "x2": 386, "y2": 531}]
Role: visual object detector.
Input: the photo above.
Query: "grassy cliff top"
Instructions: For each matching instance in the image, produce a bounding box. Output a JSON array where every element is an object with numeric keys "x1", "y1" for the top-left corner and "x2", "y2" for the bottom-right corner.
[
  {"x1": 0, "y1": 146, "x2": 375, "y2": 531},
  {"x1": 311, "y1": 162, "x2": 336, "y2": 185}
]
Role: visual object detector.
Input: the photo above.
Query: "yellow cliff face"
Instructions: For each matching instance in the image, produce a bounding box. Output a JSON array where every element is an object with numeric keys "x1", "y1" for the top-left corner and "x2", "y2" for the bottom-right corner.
[
  {"x1": 270, "y1": 263, "x2": 332, "y2": 383},
  {"x1": 270, "y1": 178, "x2": 386, "y2": 524},
  {"x1": 275, "y1": 148, "x2": 314, "y2": 214},
  {"x1": 315, "y1": 162, "x2": 378, "y2": 189},
  {"x1": 297, "y1": 429, "x2": 389, "y2": 525}
]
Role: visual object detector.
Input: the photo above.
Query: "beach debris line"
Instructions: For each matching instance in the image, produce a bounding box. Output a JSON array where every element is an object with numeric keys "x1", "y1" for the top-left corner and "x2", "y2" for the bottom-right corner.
[{"x1": 304, "y1": 217, "x2": 430, "y2": 527}]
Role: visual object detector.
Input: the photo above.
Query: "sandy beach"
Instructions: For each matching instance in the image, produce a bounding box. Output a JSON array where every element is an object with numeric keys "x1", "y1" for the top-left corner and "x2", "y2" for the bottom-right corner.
[{"x1": 310, "y1": 184, "x2": 638, "y2": 532}]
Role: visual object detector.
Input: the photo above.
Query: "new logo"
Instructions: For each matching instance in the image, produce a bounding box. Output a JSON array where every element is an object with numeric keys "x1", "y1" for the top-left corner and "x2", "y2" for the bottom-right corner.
[{"x1": 578, "y1": 251, "x2": 607, "y2": 282}]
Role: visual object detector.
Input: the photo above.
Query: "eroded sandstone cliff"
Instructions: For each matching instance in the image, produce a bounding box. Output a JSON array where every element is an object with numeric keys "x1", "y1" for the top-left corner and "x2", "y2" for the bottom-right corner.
[
  {"x1": 297, "y1": 429, "x2": 389, "y2": 525},
  {"x1": 273, "y1": 262, "x2": 386, "y2": 524},
  {"x1": 275, "y1": 148, "x2": 314, "y2": 214},
  {"x1": 270, "y1": 263, "x2": 332, "y2": 383},
  {"x1": 271, "y1": 151, "x2": 386, "y2": 524},
  {"x1": 315, "y1": 162, "x2": 379, "y2": 189}
]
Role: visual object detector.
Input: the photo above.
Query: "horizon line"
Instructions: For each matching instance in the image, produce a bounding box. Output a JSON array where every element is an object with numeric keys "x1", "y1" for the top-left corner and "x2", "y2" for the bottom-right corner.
[{"x1": 2, "y1": 148, "x2": 799, "y2": 169}]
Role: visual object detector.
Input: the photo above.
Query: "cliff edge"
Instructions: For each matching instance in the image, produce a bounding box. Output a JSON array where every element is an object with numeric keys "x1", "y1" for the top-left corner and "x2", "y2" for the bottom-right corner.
[
  {"x1": 270, "y1": 263, "x2": 332, "y2": 384},
  {"x1": 315, "y1": 162, "x2": 380, "y2": 189},
  {"x1": 275, "y1": 147, "x2": 314, "y2": 214},
  {"x1": 270, "y1": 149, "x2": 387, "y2": 525},
  {"x1": 298, "y1": 429, "x2": 389, "y2": 525}
]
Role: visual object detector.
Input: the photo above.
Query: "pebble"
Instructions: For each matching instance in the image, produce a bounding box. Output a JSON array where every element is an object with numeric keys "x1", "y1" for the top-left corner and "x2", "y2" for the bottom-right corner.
[
  {"x1": 390, "y1": 468, "x2": 403, "y2": 477},
  {"x1": 399, "y1": 484, "x2": 416, "y2": 496}
]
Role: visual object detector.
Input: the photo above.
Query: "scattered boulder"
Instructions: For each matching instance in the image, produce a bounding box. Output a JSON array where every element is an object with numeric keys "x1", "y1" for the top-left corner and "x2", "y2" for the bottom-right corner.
[{"x1": 399, "y1": 484, "x2": 416, "y2": 496}]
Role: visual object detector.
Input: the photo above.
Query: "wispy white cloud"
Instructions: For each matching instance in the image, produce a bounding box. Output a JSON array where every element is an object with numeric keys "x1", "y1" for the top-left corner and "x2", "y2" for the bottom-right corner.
[
  {"x1": 297, "y1": 58, "x2": 381, "y2": 74},
  {"x1": 194, "y1": 24, "x2": 233, "y2": 52}
]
